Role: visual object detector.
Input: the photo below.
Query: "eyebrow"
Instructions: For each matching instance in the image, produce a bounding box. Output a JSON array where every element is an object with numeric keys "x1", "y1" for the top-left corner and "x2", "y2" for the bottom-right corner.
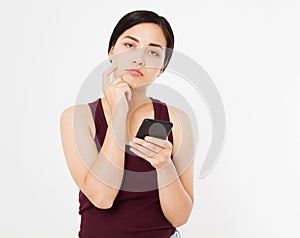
[{"x1": 123, "y1": 35, "x2": 164, "y2": 50}]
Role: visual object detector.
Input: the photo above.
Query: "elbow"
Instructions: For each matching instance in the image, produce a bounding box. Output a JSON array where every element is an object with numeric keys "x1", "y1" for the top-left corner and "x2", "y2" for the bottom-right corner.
[
  {"x1": 171, "y1": 217, "x2": 189, "y2": 228},
  {"x1": 171, "y1": 203, "x2": 194, "y2": 227},
  {"x1": 94, "y1": 198, "x2": 114, "y2": 209},
  {"x1": 92, "y1": 194, "x2": 114, "y2": 209},
  {"x1": 82, "y1": 176, "x2": 116, "y2": 209}
]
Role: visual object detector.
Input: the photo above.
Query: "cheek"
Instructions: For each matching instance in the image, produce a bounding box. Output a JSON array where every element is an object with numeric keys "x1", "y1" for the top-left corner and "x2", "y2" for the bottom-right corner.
[
  {"x1": 143, "y1": 68, "x2": 161, "y2": 80},
  {"x1": 110, "y1": 52, "x2": 130, "y2": 75},
  {"x1": 144, "y1": 55, "x2": 164, "y2": 69}
]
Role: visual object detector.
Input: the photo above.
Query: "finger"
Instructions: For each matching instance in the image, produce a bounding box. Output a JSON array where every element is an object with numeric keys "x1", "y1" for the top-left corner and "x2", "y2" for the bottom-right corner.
[
  {"x1": 111, "y1": 82, "x2": 131, "y2": 102},
  {"x1": 144, "y1": 136, "x2": 167, "y2": 148},
  {"x1": 132, "y1": 137, "x2": 161, "y2": 153},
  {"x1": 125, "y1": 86, "x2": 132, "y2": 101},
  {"x1": 102, "y1": 77, "x2": 128, "y2": 97},
  {"x1": 117, "y1": 70, "x2": 137, "y2": 84},
  {"x1": 129, "y1": 141, "x2": 157, "y2": 157},
  {"x1": 125, "y1": 91, "x2": 130, "y2": 101},
  {"x1": 120, "y1": 79, "x2": 132, "y2": 101},
  {"x1": 107, "y1": 76, "x2": 123, "y2": 88},
  {"x1": 110, "y1": 75, "x2": 127, "y2": 86},
  {"x1": 102, "y1": 65, "x2": 117, "y2": 91}
]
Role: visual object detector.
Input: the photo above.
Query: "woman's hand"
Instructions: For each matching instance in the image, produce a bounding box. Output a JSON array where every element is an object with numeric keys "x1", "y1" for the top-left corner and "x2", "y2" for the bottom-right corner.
[
  {"x1": 102, "y1": 65, "x2": 132, "y2": 116},
  {"x1": 128, "y1": 136, "x2": 173, "y2": 170}
]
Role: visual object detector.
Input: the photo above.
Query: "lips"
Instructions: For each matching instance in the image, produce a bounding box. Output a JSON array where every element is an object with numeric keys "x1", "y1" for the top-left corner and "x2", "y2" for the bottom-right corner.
[{"x1": 126, "y1": 69, "x2": 143, "y2": 76}]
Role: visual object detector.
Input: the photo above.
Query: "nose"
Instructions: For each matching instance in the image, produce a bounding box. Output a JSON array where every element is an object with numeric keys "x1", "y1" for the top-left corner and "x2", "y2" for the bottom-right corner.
[
  {"x1": 132, "y1": 58, "x2": 144, "y2": 66},
  {"x1": 131, "y1": 48, "x2": 145, "y2": 66}
]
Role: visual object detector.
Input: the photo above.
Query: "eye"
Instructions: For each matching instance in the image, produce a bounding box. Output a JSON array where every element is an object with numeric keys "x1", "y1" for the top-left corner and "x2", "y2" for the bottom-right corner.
[
  {"x1": 124, "y1": 43, "x2": 134, "y2": 48},
  {"x1": 148, "y1": 50, "x2": 159, "y2": 56}
]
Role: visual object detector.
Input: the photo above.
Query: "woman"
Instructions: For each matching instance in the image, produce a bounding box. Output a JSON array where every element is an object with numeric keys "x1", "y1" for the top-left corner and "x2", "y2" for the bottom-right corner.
[{"x1": 60, "y1": 10, "x2": 195, "y2": 238}]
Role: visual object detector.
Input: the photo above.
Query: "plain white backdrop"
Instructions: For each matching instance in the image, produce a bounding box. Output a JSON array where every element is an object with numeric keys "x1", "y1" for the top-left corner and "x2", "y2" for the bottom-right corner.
[{"x1": 0, "y1": 0, "x2": 299, "y2": 237}]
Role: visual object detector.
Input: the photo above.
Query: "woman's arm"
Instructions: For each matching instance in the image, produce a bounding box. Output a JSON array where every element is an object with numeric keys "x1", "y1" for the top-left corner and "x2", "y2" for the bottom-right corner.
[
  {"x1": 128, "y1": 106, "x2": 195, "y2": 226},
  {"x1": 157, "y1": 106, "x2": 195, "y2": 227},
  {"x1": 60, "y1": 104, "x2": 127, "y2": 209}
]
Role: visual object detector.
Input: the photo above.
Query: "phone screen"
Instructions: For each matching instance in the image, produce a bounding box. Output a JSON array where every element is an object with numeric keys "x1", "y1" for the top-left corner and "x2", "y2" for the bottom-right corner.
[{"x1": 135, "y1": 118, "x2": 173, "y2": 140}]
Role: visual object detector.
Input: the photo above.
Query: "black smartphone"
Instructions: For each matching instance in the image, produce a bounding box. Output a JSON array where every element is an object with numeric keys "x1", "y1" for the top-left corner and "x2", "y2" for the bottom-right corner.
[{"x1": 135, "y1": 118, "x2": 173, "y2": 140}]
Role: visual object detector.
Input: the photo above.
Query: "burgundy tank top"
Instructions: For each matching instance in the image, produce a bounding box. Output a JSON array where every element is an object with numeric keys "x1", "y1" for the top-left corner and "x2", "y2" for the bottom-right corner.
[{"x1": 78, "y1": 97, "x2": 176, "y2": 238}]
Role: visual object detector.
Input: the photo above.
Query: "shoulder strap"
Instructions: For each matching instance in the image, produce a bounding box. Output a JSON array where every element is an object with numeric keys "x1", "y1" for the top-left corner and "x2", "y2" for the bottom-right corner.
[
  {"x1": 150, "y1": 97, "x2": 174, "y2": 147},
  {"x1": 87, "y1": 98, "x2": 105, "y2": 152}
]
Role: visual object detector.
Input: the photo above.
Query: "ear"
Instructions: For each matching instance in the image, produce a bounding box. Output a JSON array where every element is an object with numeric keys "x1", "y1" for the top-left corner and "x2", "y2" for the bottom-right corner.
[
  {"x1": 157, "y1": 68, "x2": 164, "y2": 77},
  {"x1": 108, "y1": 46, "x2": 114, "y2": 58}
]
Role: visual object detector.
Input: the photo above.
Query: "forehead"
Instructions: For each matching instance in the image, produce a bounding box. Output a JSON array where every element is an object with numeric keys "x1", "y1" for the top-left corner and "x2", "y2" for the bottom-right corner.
[{"x1": 118, "y1": 23, "x2": 167, "y2": 47}]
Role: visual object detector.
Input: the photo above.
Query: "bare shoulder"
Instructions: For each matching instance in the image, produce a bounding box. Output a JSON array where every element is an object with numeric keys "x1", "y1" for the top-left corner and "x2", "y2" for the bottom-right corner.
[
  {"x1": 60, "y1": 104, "x2": 92, "y2": 117},
  {"x1": 60, "y1": 104, "x2": 95, "y2": 138},
  {"x1": 167, "y1": 104, "x2": 190, "y2": 124},
  {"x1": 167, "y1": 104, "x2": 192, "y2": 137},
  {"x1": 168, "y1": 105, "x2": 192, "y2": 137},
  {"x1": 166, "y1": 104, "x2": 194, "y2": 158}
]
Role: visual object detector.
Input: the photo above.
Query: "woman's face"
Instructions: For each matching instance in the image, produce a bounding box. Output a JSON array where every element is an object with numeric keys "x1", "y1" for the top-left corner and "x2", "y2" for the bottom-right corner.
[{"x1": 109, "y1": 23, "x2": 167, "y2": 89}]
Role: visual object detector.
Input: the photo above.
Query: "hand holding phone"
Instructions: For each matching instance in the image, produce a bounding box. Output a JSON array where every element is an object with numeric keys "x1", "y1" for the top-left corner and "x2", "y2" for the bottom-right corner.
[{"x1": 125, "y1": 118, "x2": 173, "y2": 155}]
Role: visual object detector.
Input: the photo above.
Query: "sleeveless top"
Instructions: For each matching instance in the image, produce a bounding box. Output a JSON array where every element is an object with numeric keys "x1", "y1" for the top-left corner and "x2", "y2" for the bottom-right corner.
[{"x1": 78, "y1": 96, "x2": 176, "y2": 238}]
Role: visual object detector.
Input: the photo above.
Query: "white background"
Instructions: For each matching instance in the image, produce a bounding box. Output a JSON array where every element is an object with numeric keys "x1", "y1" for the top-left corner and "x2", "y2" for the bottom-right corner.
[{"x1": 1, "y1": 0, "x2": 299, "y2": 237}]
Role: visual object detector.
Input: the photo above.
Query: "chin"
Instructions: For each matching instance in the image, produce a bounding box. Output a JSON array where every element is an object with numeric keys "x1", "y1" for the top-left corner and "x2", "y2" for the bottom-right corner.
[{"x1": 125, "y1": 81, "x2": 134, "y2": 88}]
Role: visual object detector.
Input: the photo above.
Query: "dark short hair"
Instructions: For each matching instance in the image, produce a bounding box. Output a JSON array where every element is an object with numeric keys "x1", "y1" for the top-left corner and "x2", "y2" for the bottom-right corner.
[{"x1": 108, "y1": 10, "x2": 174, "y2": 72}]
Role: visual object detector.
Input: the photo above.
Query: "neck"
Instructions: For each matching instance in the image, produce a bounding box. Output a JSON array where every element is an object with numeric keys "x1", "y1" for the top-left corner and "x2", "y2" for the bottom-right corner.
[{"x1": 127, "y1": 87, "x2": 152, "y2": 115}]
